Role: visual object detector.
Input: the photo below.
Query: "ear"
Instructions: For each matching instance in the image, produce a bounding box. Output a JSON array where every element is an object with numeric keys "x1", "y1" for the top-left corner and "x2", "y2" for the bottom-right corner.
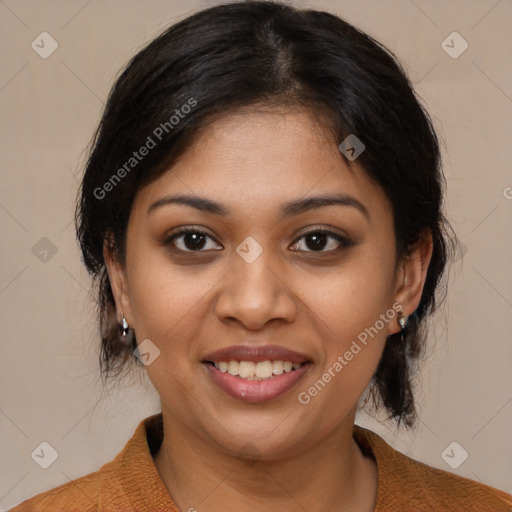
[
  {"x1": 388, "y1": 229, "x2": 434, "y2": 336},
  {"x1": 103, "y1": 234, "x2": 133, "y2": 326}
]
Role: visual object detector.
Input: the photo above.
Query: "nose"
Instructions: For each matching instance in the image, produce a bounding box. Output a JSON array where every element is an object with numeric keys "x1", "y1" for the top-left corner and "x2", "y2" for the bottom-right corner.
[{"x1": 214, "y1": 245, "x2": 297, "y2": 331}]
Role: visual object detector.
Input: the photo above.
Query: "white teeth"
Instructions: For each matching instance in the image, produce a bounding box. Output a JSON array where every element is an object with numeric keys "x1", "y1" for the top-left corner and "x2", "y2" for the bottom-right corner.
[
  {"x1": 272, "y1": 360, "x2": 284, "y2": 375},
  {"x1": 228, "y1": 360, "x2": 239, "y2": 376},
  {"x1": 255, "y1": 360, "x2": 273, "y2": 378},
  {"x1": 212, "y1": 359, "x2": 303, "y2": 379},
  {"x1": 239, "y1": 361, "x2": 256, "y2": 378}
]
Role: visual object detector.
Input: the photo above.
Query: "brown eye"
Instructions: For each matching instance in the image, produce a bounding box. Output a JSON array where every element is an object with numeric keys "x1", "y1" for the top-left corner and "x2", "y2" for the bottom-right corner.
[
  {"x1": 165, "y1": 229, "x2": 222, "y2": 252},
  {"x1": 291, "y1": 229, "x2": 351, "y2": 253}
]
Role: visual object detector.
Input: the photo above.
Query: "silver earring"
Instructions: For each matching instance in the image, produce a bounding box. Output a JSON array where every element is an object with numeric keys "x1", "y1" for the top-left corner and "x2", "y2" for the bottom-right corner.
[
  {"x1": 121, "y1": 316, "x2": 129, "y2": 338},
  {"x1": 397, "y1": 310, "x2": 407, "y2": 342}
]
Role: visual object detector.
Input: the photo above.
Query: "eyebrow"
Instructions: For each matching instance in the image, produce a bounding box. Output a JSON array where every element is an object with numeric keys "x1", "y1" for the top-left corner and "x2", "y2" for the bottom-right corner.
[{"x1": 147, "y1": 193, "x2": 370, "y2": 221}]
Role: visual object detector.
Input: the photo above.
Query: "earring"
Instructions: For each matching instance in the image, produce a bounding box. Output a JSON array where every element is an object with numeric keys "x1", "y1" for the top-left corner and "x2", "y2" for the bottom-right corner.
[
  {"x1": 121, "y1": 316, "x2": 129, "y2": 338},
  {"x1": 397, "y1": 309, "x2": 407, "y2": 342}
]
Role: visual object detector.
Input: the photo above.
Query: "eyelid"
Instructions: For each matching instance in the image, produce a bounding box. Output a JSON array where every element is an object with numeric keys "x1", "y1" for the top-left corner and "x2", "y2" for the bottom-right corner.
[{"x1": 294, "y1": 226, "x2": 350, "y2": 242}]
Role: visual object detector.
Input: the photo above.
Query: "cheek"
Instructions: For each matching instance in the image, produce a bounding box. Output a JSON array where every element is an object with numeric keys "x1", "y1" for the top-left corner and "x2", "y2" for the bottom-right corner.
[
  {"x1": 307, "y1": 252, "x2": 394, "y2": 344},
  {"x1": 126, "y1": 247, "x2": 215, "y2": 343},
  {"x1": 297, "y1": 251, "x2": 392, "y2": 406},
  {"x1": 297, "y1": 277, "x2": 390, "y2": 436}
]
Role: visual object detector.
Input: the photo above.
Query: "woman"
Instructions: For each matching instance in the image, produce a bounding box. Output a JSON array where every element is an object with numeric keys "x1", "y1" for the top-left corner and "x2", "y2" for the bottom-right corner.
[{"x1": 10, "y1": 1, "x2": 512, "y2": 511}]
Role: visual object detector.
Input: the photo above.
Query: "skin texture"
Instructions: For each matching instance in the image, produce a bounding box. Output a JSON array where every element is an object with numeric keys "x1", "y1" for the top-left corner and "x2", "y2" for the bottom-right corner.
[{"x1": 105, "y1": 107, "x2": 433, "y2": 512}]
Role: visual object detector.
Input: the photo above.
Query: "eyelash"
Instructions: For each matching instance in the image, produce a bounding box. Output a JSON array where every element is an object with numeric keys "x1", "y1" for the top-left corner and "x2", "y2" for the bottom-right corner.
[{"x1": 164, "y1": 227, "x2": 352, "y2": 254}]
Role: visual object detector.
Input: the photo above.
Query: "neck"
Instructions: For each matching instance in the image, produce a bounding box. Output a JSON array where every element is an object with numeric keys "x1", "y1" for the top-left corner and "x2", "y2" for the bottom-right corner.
[{"x1": 153, "y1": 407, "x2": 377, "y2": 512}]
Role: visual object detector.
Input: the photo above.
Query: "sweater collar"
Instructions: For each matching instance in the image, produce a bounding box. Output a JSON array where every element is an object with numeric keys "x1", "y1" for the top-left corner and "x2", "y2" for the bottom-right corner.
[
  {"x1": 116, "y1": 412, "x2": 390, "y2": 511},
  {"x1": 116, "y1": 412, "x2": 179, "y2": 511}
]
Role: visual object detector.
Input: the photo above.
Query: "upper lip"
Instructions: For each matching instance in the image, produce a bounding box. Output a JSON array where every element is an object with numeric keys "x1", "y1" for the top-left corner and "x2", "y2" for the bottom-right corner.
[{"x1": 202, "y1": 345, "x2": 312, "y2": 364}]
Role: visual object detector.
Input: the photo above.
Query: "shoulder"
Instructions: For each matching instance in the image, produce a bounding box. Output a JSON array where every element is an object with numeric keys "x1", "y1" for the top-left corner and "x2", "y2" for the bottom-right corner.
[
  {"x1": 396, "y1": 455, "x2": 512, "y2": 511},
  {"x1": 7, "y1": 414, "x2": 159, "y2": 512},
  {"x1": 354, "y1": 424, "x2": 512, "y2": 512},
  {"x1": 7, "y1": 470, "x2": 101, "y2": 512},
  {"x1": 8, "y1": 444, "x2": 135, "y2": 512}
]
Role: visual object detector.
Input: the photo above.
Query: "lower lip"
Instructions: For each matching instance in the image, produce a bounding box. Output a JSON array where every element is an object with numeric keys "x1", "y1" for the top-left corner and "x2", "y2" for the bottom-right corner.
[{"x1": 203, "y1": 362, "x2": 311, "y2": 403}]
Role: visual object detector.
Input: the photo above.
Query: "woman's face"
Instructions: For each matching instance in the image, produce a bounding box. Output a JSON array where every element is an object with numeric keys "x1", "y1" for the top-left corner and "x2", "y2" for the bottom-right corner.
[{"x1": 107, "y1": 108, "x2": 428, "y2": 460}]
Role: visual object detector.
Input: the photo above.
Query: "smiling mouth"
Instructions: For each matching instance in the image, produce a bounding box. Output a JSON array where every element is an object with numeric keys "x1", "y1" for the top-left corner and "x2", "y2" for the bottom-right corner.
[{"x1": 203, "y1": 360, "x2": 308, "y2": 380}]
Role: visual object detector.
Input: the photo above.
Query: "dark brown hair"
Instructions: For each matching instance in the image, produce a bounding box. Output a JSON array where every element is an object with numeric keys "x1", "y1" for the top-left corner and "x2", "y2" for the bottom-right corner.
[{"x1": 75, "y1": 0, "x2": 459, "y2": 429}]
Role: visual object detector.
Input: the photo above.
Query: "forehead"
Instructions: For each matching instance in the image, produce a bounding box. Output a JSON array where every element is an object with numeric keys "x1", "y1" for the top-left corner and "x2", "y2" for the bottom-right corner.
[{"x1": 133, "y1": 108, "x2": 391, "y2": 223}]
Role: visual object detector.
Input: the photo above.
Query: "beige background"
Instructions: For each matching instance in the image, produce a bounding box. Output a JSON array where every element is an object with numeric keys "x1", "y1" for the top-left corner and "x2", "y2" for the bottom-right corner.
[{"x1": 1, "y1": 0, "x2": 511, "y2": 509}]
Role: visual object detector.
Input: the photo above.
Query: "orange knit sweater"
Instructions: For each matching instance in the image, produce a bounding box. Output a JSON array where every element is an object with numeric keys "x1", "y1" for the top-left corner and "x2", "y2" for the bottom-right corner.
[{"x1": 8, "y1": 412, "x2": 512, "y2": 511}]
